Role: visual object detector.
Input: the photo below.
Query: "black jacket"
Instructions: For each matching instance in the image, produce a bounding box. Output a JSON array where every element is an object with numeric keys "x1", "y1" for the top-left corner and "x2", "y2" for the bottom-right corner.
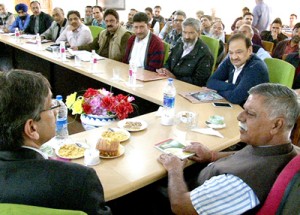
[{"x1": 24, "y1": 12, "x2": 53, "y2": 35}]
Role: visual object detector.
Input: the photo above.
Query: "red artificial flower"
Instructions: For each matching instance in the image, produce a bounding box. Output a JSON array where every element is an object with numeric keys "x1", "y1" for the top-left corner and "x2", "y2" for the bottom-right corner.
[
  {"x1": 82, "y1": 103, "x2": 92, "y2": 114},
  {"x1": 101, "y1": 96, "x2": 114, "y2": 111},
  {"x1": 83, "y1": 88, "x2": 99, "y2": 98}
]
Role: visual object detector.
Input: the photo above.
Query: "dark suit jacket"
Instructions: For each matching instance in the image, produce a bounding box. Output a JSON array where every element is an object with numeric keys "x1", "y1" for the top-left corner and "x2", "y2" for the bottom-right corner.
[
  {"x1": 0, "y1": 148, "x2": 111, "y2": 215},
  {"x1": 24, "y1": 12, "x2": 53, "y2": 35}
]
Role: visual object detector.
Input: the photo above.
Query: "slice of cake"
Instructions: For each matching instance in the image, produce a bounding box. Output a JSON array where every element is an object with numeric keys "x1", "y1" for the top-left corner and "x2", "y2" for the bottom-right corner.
[{"x1": 96, "y1": 138, "x2": 120, "y2": 157}]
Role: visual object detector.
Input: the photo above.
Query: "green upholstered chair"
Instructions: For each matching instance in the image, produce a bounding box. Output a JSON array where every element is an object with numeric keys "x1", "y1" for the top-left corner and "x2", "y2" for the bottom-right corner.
[
  {"x1": 200, "y1": 35, "x2": 219, "y2": 73},
  {"x1": 88, "y1": 26, "x2": 104, "y2": 39},
  {"x1": 163, "y1": 41, "x2": 170, "y2": 65},
  {"x1": 264, "y1": 58, "x2": 295, "y2": 88},
  {"x1": 0, "y1": 203, "x2": 87, "y2": 215}
]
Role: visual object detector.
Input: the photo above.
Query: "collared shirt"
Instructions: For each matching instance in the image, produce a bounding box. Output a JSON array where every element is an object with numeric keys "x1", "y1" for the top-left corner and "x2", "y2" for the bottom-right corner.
[
  {"x1": 164, "y1": 29, "x2": 182, "y2": 49},
  {"x1": 191, "y1": 174, "x2": 259, "y2": 214},
  {"x1": 181, "y1": 39, "x2": 197, "y2": 58},
  {"x1": 34, "y1": 15, "x2": 39, "y2": 34},
  {"x1": 92, "y1": 19, "x2": 106, "y2": 28},
  {"x1": 22, "y1": 145, "x2": 48, "y2": 159},
  {"x1": 232, "y1": 64, "x2": 245, "y2": 84},
  {"x1": 129, "y1": 30, "x2": 151, "y2": 68},
  {"x1": 56, "y1": 24, "x2": 93, "y2": 47}
]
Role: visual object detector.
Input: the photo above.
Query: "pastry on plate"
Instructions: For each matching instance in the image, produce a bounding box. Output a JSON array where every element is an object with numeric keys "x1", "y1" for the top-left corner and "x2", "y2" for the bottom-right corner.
[{"x1": 96, "y1": 138, "x2": 120, "y2": 157}]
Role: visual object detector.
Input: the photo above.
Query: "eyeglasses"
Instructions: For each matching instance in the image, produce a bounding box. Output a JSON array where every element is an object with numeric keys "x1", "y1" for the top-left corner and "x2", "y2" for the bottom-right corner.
[{"x1": 40, "y1": 99, "x2": 61, "y2": 113}]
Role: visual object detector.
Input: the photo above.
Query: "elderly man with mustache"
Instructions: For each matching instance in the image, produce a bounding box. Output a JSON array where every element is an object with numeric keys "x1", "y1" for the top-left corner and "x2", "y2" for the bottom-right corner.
[
  {"x1": 73, "y1": 9, "x2": 131, "y2": 62},
  {"x1": 158, "y1": 83, "x2": 299, "y2": 215}
]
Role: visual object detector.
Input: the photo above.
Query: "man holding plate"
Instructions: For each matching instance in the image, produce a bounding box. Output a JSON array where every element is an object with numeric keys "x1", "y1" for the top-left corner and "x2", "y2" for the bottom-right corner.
[{"x1": 0, "y1": 70, "x2": 111, "y2": 215}]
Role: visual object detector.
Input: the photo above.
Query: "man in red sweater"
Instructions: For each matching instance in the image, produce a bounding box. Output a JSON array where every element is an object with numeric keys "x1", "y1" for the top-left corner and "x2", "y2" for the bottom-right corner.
[{"x1": 123, "y1": 12, "x2": 164, "y2": 72}]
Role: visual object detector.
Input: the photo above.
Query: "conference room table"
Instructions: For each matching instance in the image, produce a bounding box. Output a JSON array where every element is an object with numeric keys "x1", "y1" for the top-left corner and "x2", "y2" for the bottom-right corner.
[{"x1": 0, "y1": 34, "x2": 243, "y2": 201}]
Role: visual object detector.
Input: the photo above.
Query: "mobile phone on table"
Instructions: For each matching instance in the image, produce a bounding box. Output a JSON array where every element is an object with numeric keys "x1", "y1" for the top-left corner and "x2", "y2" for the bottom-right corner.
[{"x1": 212, "y1": 102, "x2": 233, "y2": 108}]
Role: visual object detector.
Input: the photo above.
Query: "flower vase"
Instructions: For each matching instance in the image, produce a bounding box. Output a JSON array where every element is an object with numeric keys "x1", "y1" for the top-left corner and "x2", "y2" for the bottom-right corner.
[{"x1": 80, "y1": 114, "x2": 117, "y2": 130}]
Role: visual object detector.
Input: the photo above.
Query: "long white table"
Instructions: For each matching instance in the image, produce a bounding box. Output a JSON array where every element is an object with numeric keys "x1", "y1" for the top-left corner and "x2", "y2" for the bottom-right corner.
[{"x1": 0, "y1": 34, "x2": 242, "y2": 201}]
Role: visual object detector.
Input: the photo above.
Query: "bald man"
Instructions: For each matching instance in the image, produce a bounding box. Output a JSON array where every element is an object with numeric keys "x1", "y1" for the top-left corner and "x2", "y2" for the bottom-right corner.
[{"x1": 41, "y1": 7, "x2": 68, "y2": 41}]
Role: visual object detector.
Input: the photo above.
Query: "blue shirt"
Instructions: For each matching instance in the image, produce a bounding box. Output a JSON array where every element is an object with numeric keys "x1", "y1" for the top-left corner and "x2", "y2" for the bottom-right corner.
[
  {"x1": 92, "y1": 19, "x2": 106, "y2": 29},
  {"x1": 9, "y1": 14, "x2": 30, "y2": 33}
]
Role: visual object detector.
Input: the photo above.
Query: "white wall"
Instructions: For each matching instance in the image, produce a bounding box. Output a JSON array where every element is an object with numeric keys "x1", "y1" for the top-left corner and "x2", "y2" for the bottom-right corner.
[{"x1": 4, "y1": 0, "x2": 300, "y2": 32}]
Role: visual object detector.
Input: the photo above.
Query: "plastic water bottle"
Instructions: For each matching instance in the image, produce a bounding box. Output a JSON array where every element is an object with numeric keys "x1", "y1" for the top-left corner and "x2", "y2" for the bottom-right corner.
[
  {"x1": 128, "y1": 62, "x2": 137, "y2": 86},
  {"x1": 59, "y1": 41, "x2": 66, "y2": 61},
  {"x1": 36, "y1": 33, "x2": 42, "y2": 50},
  {"x1": 90, "y1": 50, "x2": 97, "y2": 71},
  {"x1": 15, "y1": 27, "x2": 20, "y2": 43},
  {"x1": 161, "y1": 78, "x2": 176, "y2": 125},
  {"x1": 55, "y1": 95, "x2": 69, "y2": 140}
]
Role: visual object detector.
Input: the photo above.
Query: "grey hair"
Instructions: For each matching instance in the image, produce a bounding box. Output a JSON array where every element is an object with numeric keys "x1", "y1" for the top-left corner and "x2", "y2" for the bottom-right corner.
[
  {"x1": 174, "y1": 10, "x2": 186, "y2": 19},
  {"x1": 249, "y1": 83, "x2": 300, "y2": 129},
  {"x1": 182, "y1": 17, "x2": 201, "y2": 32},
  {"x1": 239, "y1": 24, "x2": 254, "y2": 37}
]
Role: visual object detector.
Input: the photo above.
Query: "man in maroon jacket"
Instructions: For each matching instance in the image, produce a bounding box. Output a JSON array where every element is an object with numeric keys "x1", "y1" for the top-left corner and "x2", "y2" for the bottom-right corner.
[{"x1": 123, "y1": 12, "x2": 164, "y2": 72}]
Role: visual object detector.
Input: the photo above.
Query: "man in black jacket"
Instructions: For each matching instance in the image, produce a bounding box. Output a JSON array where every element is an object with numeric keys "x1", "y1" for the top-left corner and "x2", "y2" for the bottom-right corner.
[
  {"x1": 0, "y1": 70, "x2": 111, "y2": 215},
  {"x1": 24, "y1": 1, "x2": 52, "y2": 35}
]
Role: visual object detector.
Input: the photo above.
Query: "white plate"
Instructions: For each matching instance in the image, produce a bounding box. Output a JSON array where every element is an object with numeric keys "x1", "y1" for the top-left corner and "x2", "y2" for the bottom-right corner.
[
  {"x1": 99, "y1": 145, "x2": 125, "y2": 159},
  {"x1": 205, "y1": 121, "x2": 226, "y2": 129},
  {"x1": 118, "y1": 119, "x2": 148, "y2": 132},
  {"x1": 55, "y1": 143, "x2": 85, "y2": 159},
  {"x1": 100, "y1": 128, "x2": 130, "y2": 142}
]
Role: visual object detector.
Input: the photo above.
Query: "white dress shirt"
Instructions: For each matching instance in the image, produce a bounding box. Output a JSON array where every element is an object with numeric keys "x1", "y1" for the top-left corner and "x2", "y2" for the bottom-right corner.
[
  {"x1": 129, "y1": 31, "x2": 151, "y2": 68},
  {"x1": 56, "y1": 24, "x2": 93, "y2": 47},
  {"x1": 232, "y1": 64, "x2": 245, "y2": 84}
]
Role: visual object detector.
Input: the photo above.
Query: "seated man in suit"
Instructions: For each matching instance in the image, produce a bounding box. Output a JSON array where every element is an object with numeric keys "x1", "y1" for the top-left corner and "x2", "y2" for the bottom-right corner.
[
  {"x1": 24, "y1": 1, "x2": 53, "y2": 35},
  {"x1": 73, "y1": 9, "x2": 131, "y2": 62},
  {"x1": 56, "y1": 10, "x2": 93, "y2": 47},
  {"x1": 41, "y1": 7, "x2": 68, "y2": 41},
  {"x1": 123, "y1": 12, "x2": 164, "y2": 72},
  {"x1": 206, "y1": 33, "x2": 269, "y2": 105},
  {"x1": 157, "y1": 18, "x2": 213, "y2": 87},
  {"x1": 0, "y1": 70, "x2": 111, "y2": 215},
  {"x1": 159, "y1": 83, "x2": 299, "y2": 214}
]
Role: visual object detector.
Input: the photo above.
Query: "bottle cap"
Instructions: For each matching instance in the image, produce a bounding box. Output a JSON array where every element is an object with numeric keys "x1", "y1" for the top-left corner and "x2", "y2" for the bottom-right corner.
[{"x1": 56, "y1": 95, "x2": 63, "y2": 101}]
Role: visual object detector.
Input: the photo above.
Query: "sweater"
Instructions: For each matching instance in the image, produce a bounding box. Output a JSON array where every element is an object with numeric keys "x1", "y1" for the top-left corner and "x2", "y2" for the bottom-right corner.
[
  {"x1": 206, "y1": 54, "x2": 269, "y2": 105},
  {"x1": 198, "y1": 144, "x2": 296, "y2": 212},
  {"x1": 123, "y1": 33, "x2": 164, "y2": 71}
]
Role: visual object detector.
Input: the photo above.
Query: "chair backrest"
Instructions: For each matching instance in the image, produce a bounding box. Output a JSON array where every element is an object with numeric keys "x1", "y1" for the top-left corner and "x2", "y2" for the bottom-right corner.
[
  {"x1": 261, "y1": 40, "x2": 274, "y2": 54},
  {"x1": 0, "y1": 203, "x2": 87, "y2": 215},
  {"x1": 264, "y1": 58, "x2": 295, "y2": 88},
  {"x1": 200, "y1": 35, "x2": 219, "y2": 73},
  {"x1": 163, "y1": 41, "x2": 170, "y2": 65},
  {"x1": 88, "y1": 26, "x2": 104, "y2": 39},
  {"x1": 257, "y1": 155, "x2": 300, "y2": 215}
]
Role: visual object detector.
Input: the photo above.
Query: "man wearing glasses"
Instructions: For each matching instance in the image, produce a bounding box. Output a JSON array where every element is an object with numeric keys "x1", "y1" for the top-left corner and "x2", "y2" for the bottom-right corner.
[
  {"x1": 0, "y1": 70, "x2": 111, "y2": 215},
  {"x1": 164, "y1": 10, "x2": 186, "y2": 49},
  {"x1": 9, "y1": 3, "x2": 30, "y2": 33}
]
